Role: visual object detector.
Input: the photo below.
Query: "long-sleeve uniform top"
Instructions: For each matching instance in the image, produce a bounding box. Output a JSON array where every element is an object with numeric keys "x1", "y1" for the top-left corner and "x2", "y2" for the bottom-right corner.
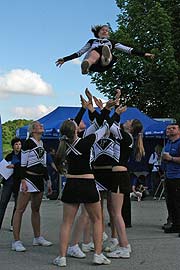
[
  {"x1": 62, "y1": 38, "x2": 145, "y2": 63},
  {"x1": 65, "y1": 122, "x2": 109, "y2": 175},
  {"x1": 20, "y1": 137, "x2": 49, "y2": 180},
  {"x1": 88, "y1": 109, "x2": 121, "y2": 167},
  {"x1": 110, "y1": 124, "x2": 134, "y2": 167}
]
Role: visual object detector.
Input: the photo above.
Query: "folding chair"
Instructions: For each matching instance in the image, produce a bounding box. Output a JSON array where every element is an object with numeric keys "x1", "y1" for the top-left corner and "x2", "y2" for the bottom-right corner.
[{"x1": 153, "y1": 177, "x2": 165, "y2": 200}]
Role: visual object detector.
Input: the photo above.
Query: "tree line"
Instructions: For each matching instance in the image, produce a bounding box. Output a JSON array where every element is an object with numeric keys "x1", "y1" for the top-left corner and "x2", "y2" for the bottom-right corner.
[{"x1": 2, "y1": 119, "x2": 32, "y2": 155}]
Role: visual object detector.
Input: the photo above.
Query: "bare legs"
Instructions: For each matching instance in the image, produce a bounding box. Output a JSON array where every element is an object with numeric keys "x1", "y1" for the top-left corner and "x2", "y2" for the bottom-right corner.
[
  {"x1": 81, "y1": 47, "x2": 112, "y2": 74},
  {"x1": 81, "y1": 51, "x2": 100, "y2": 74},
  {"x1": 13, "y1": 192, "x2": 43, "y2": 241},
  {"x1": 109, "y1": 192, "x2": 129, "y2": 247},
  {"x1": 71, "y1": 205, "x2": 91, "y2": 245},
  {"x1": 84, "y1": 202, "x2": 102, "y2": 254},
  {"x1": 85, "y1": 50, "x2": 100, "y2": 66},
  {"x1": 13, "y1": 192, "x2": 31, "y2": 240},
  {"x1": 107, "y1": 193, "x2": 117, "y2": 239},
  {"x1": 31, "y1": 192, "x2": 43, "y2": 237},
  {"x1": 59, "y1": 203, "x2": 80, "y2": 257},
  {"x1": 59, "y1": 201, "x2": 103, "y2": 257}
]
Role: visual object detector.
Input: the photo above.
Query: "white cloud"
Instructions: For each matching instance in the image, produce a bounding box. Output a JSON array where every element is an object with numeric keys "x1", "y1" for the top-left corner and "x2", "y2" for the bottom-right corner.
[
  {"x1": 72, "y1": 59, "x2": 81, "y2": 65},
  {"x1": 0, "y1": 69, "x2": 53, "y2": 96},
  {"x1": 12, "y1": 104, "x2": 56, "y2": 120}
]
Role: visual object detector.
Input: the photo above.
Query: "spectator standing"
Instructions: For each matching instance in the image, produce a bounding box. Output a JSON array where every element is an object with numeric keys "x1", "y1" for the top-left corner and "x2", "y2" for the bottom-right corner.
[
  {"x1": 0, "y1": 137, "x2": 21, "y2": 230},
  {"x1": 162, "y1": 123, "x2": 180, "y2": 235}
]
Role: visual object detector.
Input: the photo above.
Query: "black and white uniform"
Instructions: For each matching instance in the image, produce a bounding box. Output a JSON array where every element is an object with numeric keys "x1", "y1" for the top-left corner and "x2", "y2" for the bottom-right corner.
[
  {"x1": 110, "y1": 124, "x2": 134, "y2": 194},
  {"x1": 20, "y1": 137, "x2": 49, "y2": 192},
  {"x1": 62, "y1": 38, "x2": 145, "y2": 72},
  {"x1": 89, "y1": 110, "x2": 120, "y2": 192},
  {"x1": 61, "y1": 123, "x2": 109, "y2": 204},
  {"x1": 92, "y1": 132, "x2": 117, "y2": 192}
]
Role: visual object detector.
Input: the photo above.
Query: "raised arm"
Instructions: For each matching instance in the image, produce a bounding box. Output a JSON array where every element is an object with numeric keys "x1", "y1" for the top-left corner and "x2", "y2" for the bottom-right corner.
[
  {"x1": 85, "y1": 88, "x2": 105, "y2": 127},
  {"x1": 114, "y1": 42, "x2": 154, "y2": 59},
  {"x1": 55, "y1": 41, "x2": 91, "y2": 68},
  {"x1": 73, "y1": 94, "x2": 88, "y2": 126},
  {"x1": 110, "y1": 104, "x2": 127, "y2": 139}
]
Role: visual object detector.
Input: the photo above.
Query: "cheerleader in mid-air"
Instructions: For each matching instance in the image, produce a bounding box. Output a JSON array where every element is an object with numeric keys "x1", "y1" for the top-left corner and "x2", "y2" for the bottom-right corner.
[{"x1": 56, "y1": 24, "x2": 154, "y2": 75}]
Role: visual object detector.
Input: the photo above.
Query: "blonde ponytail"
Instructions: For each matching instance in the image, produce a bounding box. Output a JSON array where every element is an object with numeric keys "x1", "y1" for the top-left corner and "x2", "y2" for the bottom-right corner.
[
  {"x1": 134, "y1": 133, "x2": 145, "y2": 161},
  {"x1": 131, "y1": 119, "x2": 145, "y2": 162},
  {"x1": 55, "y1": 139, "x2": 67, "y2": 174},
  {"x1": 55, "y1": 120, "x2": 76, "y2": 174}
]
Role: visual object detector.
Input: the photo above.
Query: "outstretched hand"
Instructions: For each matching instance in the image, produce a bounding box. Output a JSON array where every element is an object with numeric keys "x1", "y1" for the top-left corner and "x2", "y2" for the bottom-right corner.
[
  {"x1": 93, "y1": 96, "x2": 103, "y2": 110},
  {"x1": 80, "y1": 95, "x2": 88, "y2": 109},
  {"x1": 55, "y1": 58, "x2": 64, "y2": 67},
  {"x1": 105, "y1": 100, "x2": 117, "y2": 111},
  {"x1": 80, "y1": 95, "x2": 94, "y2": 112},
  {"x1": 21, "y1": 180, "x2": 28, "y2": 193},
  {"x1": 6, "y1": 164, "x2": 14, "y2": 169},
  {"x1": 115, "y1": 88, "x2": 121, "y2": 106},
  {"x1": 115, "y1": 105, "x2": 127, "y2": 115},
  {"x1": 115, "y1": 89, "x2": 121, "y2": 99},
  {"x1": 85, "y1": 88, "x2": 93, "y2": 104},
  {"x1": 145, "y1": 53, "x2": 155, "y2": 59}
]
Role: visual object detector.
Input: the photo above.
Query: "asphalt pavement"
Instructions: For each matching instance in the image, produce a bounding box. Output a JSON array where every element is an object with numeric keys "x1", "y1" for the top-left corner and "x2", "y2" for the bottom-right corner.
[{"x1": 0, "y1": 198, "x2": 179, "y2": 270}]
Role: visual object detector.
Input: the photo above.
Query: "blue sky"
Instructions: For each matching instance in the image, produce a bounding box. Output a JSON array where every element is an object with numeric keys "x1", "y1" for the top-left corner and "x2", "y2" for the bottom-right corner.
[{"x1": 0, "y1": 0, "x2": 119, "y2": 123}]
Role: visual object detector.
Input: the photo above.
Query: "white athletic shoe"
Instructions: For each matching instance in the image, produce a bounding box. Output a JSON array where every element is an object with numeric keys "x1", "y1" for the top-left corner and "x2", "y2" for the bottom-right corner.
[
  {"x1": 93, "y1": 253, "x2": 111, "y2": 265},
  {"x1": 101, "y1": 45, "x2": 111, "y2": 66},
  {"x1": 106, "y1": 247, "x2": 130, "y2": 258},
  {"x1": 127, "y1": 244, "x2": 132, "y2": 253},
  {"x1": 81, "y1": 60, "x2": 90, "y2": 74},
  {"x1": 67, "y1": 244, "x2": 86, "y2": 258},
  {"x1": 53, "y1": 256, "x2": 67, "y2": 267},
  {"x1": 12, "y1": 241, "x2": 26, "y2": 252},
  {"x1": 33, "y1": 236, "x2": 52, "y2": 246},
  {"x1": 104, "y1": 238, "x2": 119, "y2": 252},
  {"x1": 103, "y1": 232, "x2": 108, "y2": 242},
  {"x1": 81, "y1": 242, "x2": 94, "y2": 252}
]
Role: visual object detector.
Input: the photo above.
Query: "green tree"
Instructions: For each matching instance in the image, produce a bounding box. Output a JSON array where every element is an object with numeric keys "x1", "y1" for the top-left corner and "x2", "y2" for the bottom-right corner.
[
  {"x1": 2, "y1": 119, "x2": 32, "y2": 156},
  {"x1": 91, "y1": 0, "x2": 180, "y2": 120}
]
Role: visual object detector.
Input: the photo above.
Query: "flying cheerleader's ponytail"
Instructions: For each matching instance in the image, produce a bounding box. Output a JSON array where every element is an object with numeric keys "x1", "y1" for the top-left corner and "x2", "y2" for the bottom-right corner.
[{"x1": 91, "y1": 24, "x2": 109, "y2": 38}]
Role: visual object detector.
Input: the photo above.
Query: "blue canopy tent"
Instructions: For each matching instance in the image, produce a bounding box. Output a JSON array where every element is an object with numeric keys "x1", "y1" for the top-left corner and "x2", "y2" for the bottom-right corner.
[
  {"x1": 16, "y1": 106, "x2": 90, "y2": 140},
  {"x1": 16, "y1": 105, "x2": 170, "y2": 157},
  {"x1": 16, "y1": 106, "x2": 171, "y2": 176},
  {"x1": 120, "y1": 107, "x2": 156, "y2": 130},
  {"x1": 17, "y1": 106, "x2": 165, "y2": 140},
  {"x1": 144, "y1": 121, "x2": 172, "y2": 138}
]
